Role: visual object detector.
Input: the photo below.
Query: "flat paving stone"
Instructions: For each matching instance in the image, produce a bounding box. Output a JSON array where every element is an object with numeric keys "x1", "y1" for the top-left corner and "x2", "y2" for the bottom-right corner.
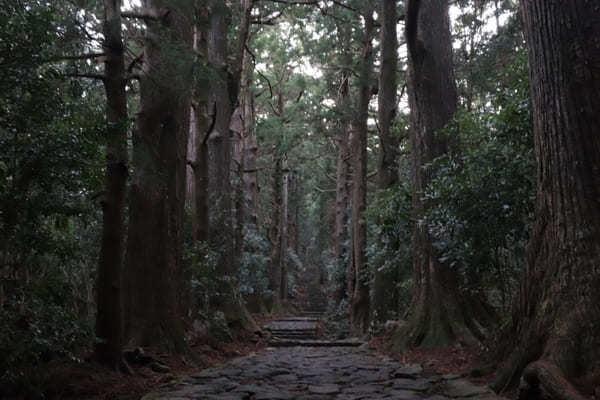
[
  {"x1": 142, "y1": 319, "x2": 508, "y2": 400},
  {"x1": 308, "y1": 384, "x2": 341, "y2": 394},
  {"x1": 443, "y1": 380, "x2": 492, "y2": 398}
]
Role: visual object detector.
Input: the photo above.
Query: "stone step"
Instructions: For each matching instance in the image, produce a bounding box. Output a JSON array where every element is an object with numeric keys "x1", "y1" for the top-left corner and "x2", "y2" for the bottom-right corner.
[
  {"x1": 276, "y1": 317, "x2": 319, "y2": 322},
  {"x1": 268, "y1": 339, "x2": 365, "y2": 347}
]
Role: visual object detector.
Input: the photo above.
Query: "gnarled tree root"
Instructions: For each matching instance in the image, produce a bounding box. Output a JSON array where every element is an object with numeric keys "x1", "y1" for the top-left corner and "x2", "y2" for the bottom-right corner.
[{"x1": 520, "y1": 360, "x2": 588, "y2": 400}]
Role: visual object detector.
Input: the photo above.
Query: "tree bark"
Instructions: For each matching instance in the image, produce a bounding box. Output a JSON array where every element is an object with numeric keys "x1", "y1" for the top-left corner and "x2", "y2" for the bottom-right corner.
[
  {"x1": 269, "y1": 156, "x2": 284, "y2": 313},
  {"x1": 390, "y1": 0, "x2": 490, "y2": 350},
  {"x1": 349, "y1": 8, "x2": 374, "y2": 337},
  {"x1": 373, "y1": 0, "x2": 399, "y2": 324},
  {"x1": 193, "y1": 7, "x2": 210, "y2": 244},
  {"x1": 492, "y1": 2, "x2": 600, "y2": 398},
  {"x1": 333, "y1": 74, "x2": 351, "y2": 304},
  {"x1": 242, "y1": 92, "x2": 259, "y2": 227},
  {"x1": 287, "y1": 170, "x2": 299, "y2": 256},
  {"x1": 123, "y1": 0, "x2": 193, "y2": 351},
  {"x1": 95, "y1": 0, "x2": 127, "y2": 368}
]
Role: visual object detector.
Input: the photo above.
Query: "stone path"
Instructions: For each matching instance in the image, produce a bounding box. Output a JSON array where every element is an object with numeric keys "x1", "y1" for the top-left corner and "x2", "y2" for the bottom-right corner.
[{"x1": 142, "y1": 345, "x2": 506, "y2": 400}]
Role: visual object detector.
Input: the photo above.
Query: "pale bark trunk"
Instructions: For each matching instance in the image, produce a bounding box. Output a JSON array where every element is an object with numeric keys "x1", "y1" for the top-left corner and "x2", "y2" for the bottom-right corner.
[{"x1": 492, "y1": 2, "x2": 600, "y2": 398}]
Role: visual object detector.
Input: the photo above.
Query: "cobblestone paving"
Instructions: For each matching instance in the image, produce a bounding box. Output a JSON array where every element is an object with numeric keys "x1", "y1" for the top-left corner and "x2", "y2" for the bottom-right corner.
[{"x1": 142, "y1": 346, "x2": 506, "y2": 400}]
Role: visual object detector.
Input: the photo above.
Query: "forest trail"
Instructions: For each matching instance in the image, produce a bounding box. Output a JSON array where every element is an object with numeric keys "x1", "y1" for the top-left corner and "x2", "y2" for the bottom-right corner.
[{"x1": 142, "y1": 319, "x2": 506, "y2": 400}]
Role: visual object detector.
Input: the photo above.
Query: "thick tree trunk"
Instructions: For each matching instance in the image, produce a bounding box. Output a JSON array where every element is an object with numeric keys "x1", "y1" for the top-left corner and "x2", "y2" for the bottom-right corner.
[
  {"x1": 207, "y1": 0, "x2": 234, "y2": 278},
  {"x1": 232, "y1": 0, "x2": 253, "y2": 268},
  {"x1": 349, "y1": 9, "x2": 374, "y2": 337},
  {"x1": 390, "y1": 0, "x2": 490, "y2": 350},
  {"x1": 95, "y1": 0, "x2": 127, "y2": 367},
  {"x1": 373, "y1": 0, "x2": 399, "y2": 324},
  {"x1": 334, "y1": 75, "x2": 350, "y2": 304},
  {"x1": 492, "y1": 2, "x2": 600, "y2": 398},
  {"x1": 123, "y1": 1, "x2": 193, "y2": 351}
]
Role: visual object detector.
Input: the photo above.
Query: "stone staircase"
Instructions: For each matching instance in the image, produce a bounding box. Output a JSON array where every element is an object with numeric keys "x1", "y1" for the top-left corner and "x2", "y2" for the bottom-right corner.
[{"x1": 265, "y1": 287, "x2": 363, "y2": 347}]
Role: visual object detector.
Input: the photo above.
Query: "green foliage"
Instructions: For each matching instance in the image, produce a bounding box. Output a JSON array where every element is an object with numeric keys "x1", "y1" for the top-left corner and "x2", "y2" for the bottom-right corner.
[
  {"x1": 239, "y1": 224, "x2": 271, "y2": 296},
  {"x1": 424, "y1": 53, "x2": 534, "y2": 307},
  {"x1": 185, "y1": 240, "x2": 221, "y2": 314},
  {"x1": 324, "y1": 298, "x2": 350, "y2": 339},
  {"x1": 366, "y1": 159, "x2": 414, "y2": 317},
  {"x1": 0, "y1": 1, "x2": 104, "y2": 386}
]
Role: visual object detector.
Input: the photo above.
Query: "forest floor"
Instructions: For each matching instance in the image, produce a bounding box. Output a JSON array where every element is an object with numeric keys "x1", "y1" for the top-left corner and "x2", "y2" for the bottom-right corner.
[{"x1": 26, "y1": 314, "x2": 277, "y2": 400}]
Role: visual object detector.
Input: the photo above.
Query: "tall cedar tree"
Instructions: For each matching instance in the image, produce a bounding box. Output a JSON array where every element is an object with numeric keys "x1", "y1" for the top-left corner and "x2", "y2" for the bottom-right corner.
[
  {"x1": 492, "y1": 2, "x2": 600, "y2": 399},
  {"x1": 372, "y1": 0, "x2": 400, "y2": 323},
  {"x1": 123, "y1": 0, "x2": 193, "y2": 351},
  {"x1": 95, "y1": 0, "x2": 128, "y2": 368},
  {"x1": 390, "y1": 0, "x2": 494, "y2": 349},
  {"x1": 349, "y1": 6, "x2": 374, "y2": 336}
]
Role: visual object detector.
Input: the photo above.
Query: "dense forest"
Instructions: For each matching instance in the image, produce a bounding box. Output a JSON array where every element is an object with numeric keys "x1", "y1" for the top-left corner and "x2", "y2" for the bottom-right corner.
[{"x1": 1, "y1": 0, "x2": 599, "y2": 399}]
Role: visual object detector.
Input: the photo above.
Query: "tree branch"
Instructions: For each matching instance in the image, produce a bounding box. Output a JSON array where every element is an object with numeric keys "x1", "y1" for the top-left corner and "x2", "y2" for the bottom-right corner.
[
  {"x1": 65, "y1": 72, "x2": 106, "y2": 81},
  {"x1": 121, "y1": 7, "x2": 170, "y2": 20},
  {"x1": 47, "y1": 53, "x2": 106, "y2": 63}
]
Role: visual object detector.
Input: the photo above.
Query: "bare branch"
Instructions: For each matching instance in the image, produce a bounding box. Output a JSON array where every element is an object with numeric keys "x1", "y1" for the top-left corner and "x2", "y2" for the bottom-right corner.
[
  {"x1": 122, "y1": 7, "x2": 170, "y2": 20},
  {"x1": 256, "y1": 69, "x2": 274, "y2": 99}
]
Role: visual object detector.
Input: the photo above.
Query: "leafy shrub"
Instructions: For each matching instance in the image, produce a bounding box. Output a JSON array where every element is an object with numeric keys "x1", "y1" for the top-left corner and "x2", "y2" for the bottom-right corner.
[
  {"x1": 239, "y1": 224, "x2": 271, "y2": 297},
  {"x1": 423, "y1": 53, "x2": 534, "y2": 309}
]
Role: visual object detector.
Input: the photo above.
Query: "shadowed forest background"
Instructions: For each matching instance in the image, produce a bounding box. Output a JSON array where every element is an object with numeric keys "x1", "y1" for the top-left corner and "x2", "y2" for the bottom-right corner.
[{"x1": 1, "y1": 0, "x2": 599, "y2": 399}]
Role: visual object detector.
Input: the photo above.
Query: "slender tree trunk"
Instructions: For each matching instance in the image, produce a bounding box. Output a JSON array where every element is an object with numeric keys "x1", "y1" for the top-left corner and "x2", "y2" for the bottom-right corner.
[
  {"x1": 390, "y1": 0, "x2": 491, "y2": 350},
  {"x1": 269, "y1": 156, "x2": 284, "y2": 313},
  {"x1": 349, "y1": 8, "x2": 374, "y2": 336},
  {"x1": 243, "y1": 92, "x2": 259, "y2": 227},
  {"x1": 287, "y1": 171, "x2": 298, "y2": 255},
  {"x1": 95, "y1": 0, "x2": 127, "y2": 367},
  {"x1": 373, "y1": 0, "x2": 399, "y2": 324},
  {"x1": 334, "y1": 75, "x2": 351, "y2": 304},
  {"x1": 492, "y1": 2, "x2": 600, "y2": 398},
  {"x1": 232, "y1": 106, "x2": 245, "y2": 265},
  {"x1": 123, "y1": 0, "x2": 193, "y2": 351},
  {"x1": 193, "y1": 10, "x2": 210, "y2": 244}
]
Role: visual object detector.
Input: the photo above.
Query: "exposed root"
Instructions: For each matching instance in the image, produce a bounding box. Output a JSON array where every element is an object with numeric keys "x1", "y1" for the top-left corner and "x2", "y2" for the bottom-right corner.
[{"x1": 521, "y1": 360, "x2": 589, "y2": 400}]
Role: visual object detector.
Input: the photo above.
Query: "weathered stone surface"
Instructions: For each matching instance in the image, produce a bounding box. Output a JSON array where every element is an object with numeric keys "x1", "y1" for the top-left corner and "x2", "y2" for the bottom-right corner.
[
  {"x1": 383, "y1": 388, "x2": 422, "y2": 399},
  {"x1": 141, "y1": 317, "x2": 508, "y2": 400},
  {"x1": 308, "y1": 383, "x2": 341, "y2": 394},
  {"x1": 393, "y1": 364, "x2": 424, "y2": 377},
  {"x1": 392, "y1": 377, "x2": 431, "y2": 392},
  {"x1": 444, "y1": 380, "x2": 491, "y2": 398}
]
